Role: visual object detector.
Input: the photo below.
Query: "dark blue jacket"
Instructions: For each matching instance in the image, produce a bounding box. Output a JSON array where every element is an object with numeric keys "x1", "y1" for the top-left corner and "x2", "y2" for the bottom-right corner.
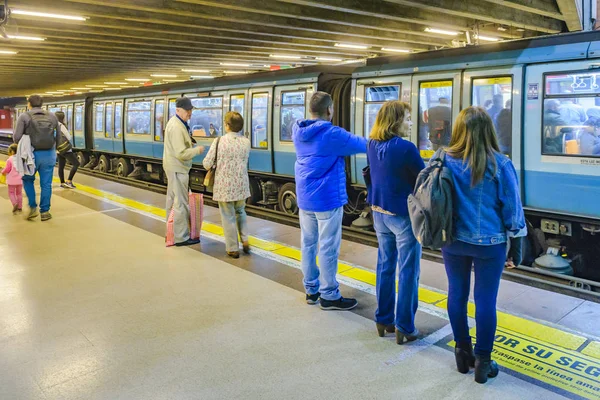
[
  {"x1": 366, "y1": 137, "x2": 425, "y2": 216},
  {"x1": 293, "y1": 119, "x2": 367, "y2": 212}
]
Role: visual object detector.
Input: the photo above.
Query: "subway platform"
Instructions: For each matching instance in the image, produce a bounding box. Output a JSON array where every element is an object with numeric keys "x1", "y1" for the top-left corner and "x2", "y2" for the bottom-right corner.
[{"x1": 1, "y1": 164, "x2": 599, "y2": 399}]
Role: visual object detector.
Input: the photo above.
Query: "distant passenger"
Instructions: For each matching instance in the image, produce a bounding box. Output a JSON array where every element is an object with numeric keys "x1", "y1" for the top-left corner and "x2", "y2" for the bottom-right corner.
[
  {"x1": 442, "y1": 107, "x2": 526, "y2": 384},
  {"x1": 203, "y1": 112, "x2": 251, "y2": 258},
  {"x1": 495, "y1": 99, "x2": 512, "y2": 154},
  {"x1": 581, "y1": 108, "x2": 600, "y2": 156},
  {"x1": 54, "y1": 111, "x2": 80, "y2": 189},
  {"x1": 425, "y1": 97, "x2": 451, "y2": 150},
  {"x1": 543, "y1": 99, "x2": 567, "y2": 154},
  {"x1": 483, "y1": 99, "x2": 492, "y2": 110},
  {"x1": 1, "y1": 143, "x2": 23, "y2": 214},
  {"x1": 13, "y1": 95, "x2": 59, "y2": 221},
  {"x1": 366, "y1": 101, "x2": 425, "y2": 344},
  {"x1": 163, "y1": 96, "x2": 205, "y2": 247},
  {"x1": 487, "y1": 94, "x2": 504, "y2": 122},
  {"x1": 293, "y1": 91, "x2": 367, "y2": 311},
  {"x1": 209, "y1": 123, "x2": 218, "y2": 138},
  {"x1": 559, "y1": 98, "x2": 586, "y2": 126}
]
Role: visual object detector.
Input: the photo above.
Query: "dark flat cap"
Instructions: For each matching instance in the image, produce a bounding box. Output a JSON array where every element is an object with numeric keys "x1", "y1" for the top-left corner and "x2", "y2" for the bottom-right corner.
[{"x1": 176, "y1": 96, "x2": 193, "y2": 111}]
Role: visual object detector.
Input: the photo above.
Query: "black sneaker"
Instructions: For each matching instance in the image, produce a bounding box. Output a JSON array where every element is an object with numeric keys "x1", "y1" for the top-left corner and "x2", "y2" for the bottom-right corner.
[
  {"x1": 27, "y1": 207, "x2": 39, "y2": 221},
  {"x1": 306, "y1": 293, "x2": 320, "y2": 305},
  {"x1": 319, "y1": 297, "x2": 358, "y2": 311},
  {"x1": 175, "y1": 238, "x2": 200, "y2": 247}
]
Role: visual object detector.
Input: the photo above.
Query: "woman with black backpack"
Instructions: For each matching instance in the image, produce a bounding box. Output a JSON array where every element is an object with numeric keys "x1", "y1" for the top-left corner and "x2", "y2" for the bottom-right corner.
[
  {"x1": 55, "y1": 111, "x2": 80, "y2": 189},
  {"x1": 441, "y1": 107, "x2": 526, "y2": 383}
]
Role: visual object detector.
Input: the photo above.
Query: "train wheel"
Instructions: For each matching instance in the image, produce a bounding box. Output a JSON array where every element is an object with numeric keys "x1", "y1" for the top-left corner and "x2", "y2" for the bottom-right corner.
[
  {"x1": 278, "y1": 183, "x2": 298, "y2": 215},
  {"x1": 97, "y1": 155, "x2": 110, "y2": 173},
  {"x1": 116, "y1": 158, "x2": 131, "y2": 177},
  {"x1": 76, "y1": 152, "x2": 89, "y2": 168},
  {"x1": 247, "y1": 178, "x2": 261, "y2": 205}
]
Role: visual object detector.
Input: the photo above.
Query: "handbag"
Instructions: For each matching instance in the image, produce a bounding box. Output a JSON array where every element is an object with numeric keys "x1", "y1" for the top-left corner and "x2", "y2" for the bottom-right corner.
[
  {"x1": 56, "y1": 124, "x2": 73, "y2": 155},
  {"x1": 203, "y1": 137, "x2": 220, "y2": 188},
  {"x1": 362, "y1": 140, "x2": 371, "y2": 187}
]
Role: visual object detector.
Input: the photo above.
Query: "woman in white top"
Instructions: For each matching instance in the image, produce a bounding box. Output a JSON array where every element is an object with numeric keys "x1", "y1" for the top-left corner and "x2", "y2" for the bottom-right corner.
[
  {"x1": 55, "y1": 111, "x2": 80, "y2": 189},
  {"x1": 203, "y1": 111, "x2": 251, "y2": 258}
]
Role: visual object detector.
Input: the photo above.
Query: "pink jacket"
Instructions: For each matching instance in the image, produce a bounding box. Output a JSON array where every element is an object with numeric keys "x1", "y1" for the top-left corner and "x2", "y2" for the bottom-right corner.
[{"x1": 2, "y1": 156, "x2": 23, "y2": 186}]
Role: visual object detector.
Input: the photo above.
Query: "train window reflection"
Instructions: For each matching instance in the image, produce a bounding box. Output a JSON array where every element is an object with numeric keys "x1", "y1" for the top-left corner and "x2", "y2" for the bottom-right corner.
[
  {"x1": 75, "y1": 104, "x2": 83, "y2": 132},
  {"x1": 251, "y1": 93, "x2": 268, "y2": 149},
  {"x1": 418, "y1": 80, "x2": 453, "y2": 158},
  {"x1": 126, "y1": 100, "x2": 151, "y2": 135},
  {"x1": 114, "y1": 103, "x2": 122, "y2": 138},
  {"x1": 94, "y1": 103, "x2": 104, "y2": 133},
  {"x1": 190, "y1": 96, "x2": 222, "y2": 138},
  {"x1": 472, "y1": 77, "x2": 513, "y2": 155},
  {"x1": 230, "y1": 94, "x2": 245, "y2": 114},
  {"x1": 364, "y1": 85, "x2": 400, "y2": 138},
  {"x1": 155, "y1": 100, "x2": 165, "y2": 142},
  {"x1": 67, "y1": 105, "x2": 73, "y2": 132},
  {"x1": 280, "y1": 91, "x2": 305, "y2": 142},
  {"x1": 546, "y1": 72, "x2": 600, "y2": 96},
  {"x1": 105, "y1": 103, "x2": 113, "y2": 138},
  {"x1": 168, "y1": 99, "x2": 177, "y2": 120}
]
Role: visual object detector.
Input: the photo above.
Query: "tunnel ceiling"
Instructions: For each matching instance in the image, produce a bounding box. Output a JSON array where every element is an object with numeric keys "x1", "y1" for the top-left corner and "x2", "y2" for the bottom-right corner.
[{"x1": 0, "y1": 0, "x2": 583, "y2": 97}]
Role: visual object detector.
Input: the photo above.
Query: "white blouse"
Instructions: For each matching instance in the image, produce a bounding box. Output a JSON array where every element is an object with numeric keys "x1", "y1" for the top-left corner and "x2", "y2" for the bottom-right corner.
[{"x1": 203, "y1": 133, "x2": 251, "y2": 202}]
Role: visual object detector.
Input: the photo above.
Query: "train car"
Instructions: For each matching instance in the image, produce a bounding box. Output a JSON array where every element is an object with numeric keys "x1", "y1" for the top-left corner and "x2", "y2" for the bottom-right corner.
[{"x1": 350, "y1": 30, "x2": 600, "y2": 282}]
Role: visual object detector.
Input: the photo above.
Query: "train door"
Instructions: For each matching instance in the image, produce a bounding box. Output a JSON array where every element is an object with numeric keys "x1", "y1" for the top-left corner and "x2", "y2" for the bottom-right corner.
[
  {"x1": 73, "y1": 103, "x2": 85, "y2": 149},
  {"x1": 124, "y1": 98, "x2": 153, "y2": 157},
  {"x1": 67, "y1": 104, "x2": 74, "y2": 134},
  {"x1": 113, "y1": 100, "x2": 124, "y2": 153},
  {"x1": 463, "y1": 67, "x2": 523, "y2": 171},
  {"x1": 188, "y1": 90, "x2": 227, "y2": 164},
  {"x1": 152, "y1": 98, "x2": 166, "y2": 159},
  {"x1": 248, "y1": 88, "x2": 273, "y2": 173},
  {"x1": 352, "y1": 76, "x2": 411, "y2": 184},
  {"x1": 411, "y1": 72, "x2": 461, "y2": 159},
  {"x1": 92, "y1": 101, "x2": 110, "y2": 152},
  {"x1": 273, "y1": 84, "x2": 315, "y2": 176},
  {"x1": 104, "y1": 102, "x2": 115, "y2": 153}
]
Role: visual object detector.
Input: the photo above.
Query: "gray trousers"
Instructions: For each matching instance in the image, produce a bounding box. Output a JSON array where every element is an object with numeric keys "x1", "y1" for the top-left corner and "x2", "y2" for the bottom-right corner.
[
  {"x1": 218, "y1": 200, "x2": 248, "y2": 252},
  {"x1": 166, "y1": 171, "x2": 190, "y2": 244}
]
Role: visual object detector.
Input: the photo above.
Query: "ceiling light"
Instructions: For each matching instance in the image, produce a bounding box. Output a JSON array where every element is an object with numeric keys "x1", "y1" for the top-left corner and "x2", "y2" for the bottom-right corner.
[
  {"x1": 73, "y1": 92, "x2": 82, "y2": 95},
  {"x1": 125, "y1": 78, "x2": 149, "y2": 82},
  {"x1": 163, "y1": 79, "x2": 186, "y2": 82},
  {"x1": 182, "y1": 69, "x2": 210, "y2": 73},
  {"x1": 223, "y1": 70, "x2": 249, "y2": 74},
  {"x1": 70, "y1": 87, "x2": 88, "y2": 90},
  {"x1": 104, "y1": 88, "x2": 122, "y2": 91},
  {"x1": 56, "y1": 90, "x2": 73, "y2": 92},
  {"x1": 119, "y1": 85, "x2": 139, "y2": 88},
  {"x1": 190, "y1": 75, "x2": 214, "y2": 79},
  {"x1": 316, "y1": 57, "x2": 342, "y2": 62},
  {"x1": 339, "y1": 58, "x2": 366, "y2": 64},
  {"x1": 381, "y1": 47, "x2": 411, "y2": 53},
  {"x1": 11, "y1": 9, "x2": 87, "y2": 21},
  {"x1": 425, "y1": 27, "x2": 460, "y2": 36},
  {"x1": 87, "y1": 90, "x2": 102, "y2": 93},
  {"x1": 104, "y1": 82, "x2": 127, "y2": 85},
  {"x1": 7, "y1": 35, "x2": 45, "y2": 41},
  {"x1": 270, "y1": 54, "x2": 302, "y2": 60},
  {"x1": 85, "y1": 84, "x2": 108, "y2": 88},
  {"x1": 475, "y1": 35, "x2": 500, "y2": 42},
  {"x1": 335, "y1": 43, "x2": 369, "y2": 49},
  {"x1": 220, "y1": 62, "x2": 251, "y2": 67},
  {"x1": 0, "y1": 50, "x2": 17, "y2": 55},
  {"x1": 151, "y1": 74, "x2": 177, "y2": 78}
]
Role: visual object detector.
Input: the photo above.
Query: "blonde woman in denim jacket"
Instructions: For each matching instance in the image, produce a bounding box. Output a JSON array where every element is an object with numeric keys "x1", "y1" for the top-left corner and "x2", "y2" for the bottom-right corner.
[{"x1": 442, "y1": 107, "x2": 526, "y2": 384}]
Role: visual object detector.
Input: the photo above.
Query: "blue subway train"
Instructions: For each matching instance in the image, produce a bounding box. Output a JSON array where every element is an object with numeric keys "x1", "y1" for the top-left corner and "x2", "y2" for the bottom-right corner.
[{"x1": 13, "y1": 31, "x2": 600, "y2": 282}]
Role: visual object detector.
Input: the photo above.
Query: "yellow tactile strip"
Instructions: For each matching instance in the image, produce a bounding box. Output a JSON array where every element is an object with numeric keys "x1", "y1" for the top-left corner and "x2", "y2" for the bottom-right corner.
[{"x1": 0, "y1": 162, "x2": 593, "y2": 356}]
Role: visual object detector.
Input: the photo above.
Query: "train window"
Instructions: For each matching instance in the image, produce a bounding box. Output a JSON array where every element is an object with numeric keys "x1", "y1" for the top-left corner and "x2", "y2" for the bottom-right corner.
[
  {"x1": 418, "y1": 80, "x2": 453, "y2": 156},
  {"x1": 472, "y1": 77, "x2": 513, "y2": 155},
  {"x1": 364, "y1": 85, "x2": 400, "y2": 137},
  {"x1": 280, "y1": 91, "x2": 305, "y2": 142},
  {"x1": 155, "y1": 100, "x2": 165, "y2": 142},
  {"x1": 67, "y1": 105, "x2": 73, "y2": 133},
  {"x1": 543, "y1": 72, "x2": 600, "y2": 157},
  {"x1": 190, "y1": 96, "x2": 222, "y2": 138},
  {"x1": 93, "y1": 103, "x2": 105, "y2": 133},
  {"x1": 75, "y1": 104, "x2": 84, "y2": 132},
  {"x1": 114, "y1": 103, "x2": 122, "y2": 138},
  {"x1": 230, "y1": 94, "x2": 245, "y2": 114},
  {"x1": 251, "y1": 93, "x2": 268, "y2": 149},
  {"x1": 126, "y1": 100, "x2": 152, "y2": 135},
  {"x1": 105, "y1": 103, "x2": 113, "y2": 138},
  {"x1": 168, "y1": 99, "x2": 177, "y2": 120}
]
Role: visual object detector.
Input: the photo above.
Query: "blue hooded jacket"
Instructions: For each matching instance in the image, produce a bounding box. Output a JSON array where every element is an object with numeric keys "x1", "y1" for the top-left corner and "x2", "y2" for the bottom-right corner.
[{"x1": 293, "y1": 119, "x2": 367, "y2": 212}]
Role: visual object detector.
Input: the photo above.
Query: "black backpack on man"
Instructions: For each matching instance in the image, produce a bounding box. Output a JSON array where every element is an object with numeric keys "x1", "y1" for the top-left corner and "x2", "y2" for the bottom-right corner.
[{"x1": 26, "y1": 110, "x2": 57, "y2": 150}]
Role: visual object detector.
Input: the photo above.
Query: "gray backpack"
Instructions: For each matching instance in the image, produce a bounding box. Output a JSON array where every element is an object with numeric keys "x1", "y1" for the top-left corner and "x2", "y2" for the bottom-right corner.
[
  {"x1": 407, "y1": 149, "x2": 454, "y2": 250},
  {"x1": 26, "y1": 111, "x2": 56, "y2": 150}
]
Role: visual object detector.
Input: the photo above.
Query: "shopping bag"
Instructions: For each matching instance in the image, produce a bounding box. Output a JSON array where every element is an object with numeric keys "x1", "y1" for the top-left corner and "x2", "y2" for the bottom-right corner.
[
  {"x1": 189, "y1": 192, "x2": 203, "y2": 240},
  {"x1": 165, "y1": 207, "x2": 176, "y2": 247},
  {"x1": 0, "y1": 174, "x2": 6, "y2": 185}
]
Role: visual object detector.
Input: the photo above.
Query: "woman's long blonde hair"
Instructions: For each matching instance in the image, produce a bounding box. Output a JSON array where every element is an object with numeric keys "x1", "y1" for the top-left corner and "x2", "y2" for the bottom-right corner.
[
  {"x1": 369, "y1": 101, "x2": 411, "y2": 141},
  {"x1": 447, "y1": 106, "x2": 500, "y2": 186}
]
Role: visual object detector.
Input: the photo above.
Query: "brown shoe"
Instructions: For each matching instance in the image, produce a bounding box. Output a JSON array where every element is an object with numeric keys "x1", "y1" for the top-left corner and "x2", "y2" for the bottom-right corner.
[
  {"x1": 227, "y1": 251, "x2": 240, "y2": 259},
  {"x1": 242, "y1": 242, "x2": 250, "y2": 254}
]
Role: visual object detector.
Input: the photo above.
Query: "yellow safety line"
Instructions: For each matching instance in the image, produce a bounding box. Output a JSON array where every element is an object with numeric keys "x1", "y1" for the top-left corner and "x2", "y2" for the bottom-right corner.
[{"x1": 0, "y1": 159, "x2": 593, "y2": 355}]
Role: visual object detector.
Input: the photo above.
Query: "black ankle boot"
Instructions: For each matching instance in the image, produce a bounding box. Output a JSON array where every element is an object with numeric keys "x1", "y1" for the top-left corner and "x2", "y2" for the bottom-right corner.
[
  {"x1": 454, "y1": 342, "x2": 475, "y2": 374},
  {"x1": 474, "y1": 354, "x2": 499, "y2": 384}
]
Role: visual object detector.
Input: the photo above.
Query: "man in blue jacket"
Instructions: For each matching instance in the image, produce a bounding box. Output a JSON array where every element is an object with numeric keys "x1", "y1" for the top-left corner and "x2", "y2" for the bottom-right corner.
[{"x1": 293, "y1": 92, "x2": 367, "y2": 310}]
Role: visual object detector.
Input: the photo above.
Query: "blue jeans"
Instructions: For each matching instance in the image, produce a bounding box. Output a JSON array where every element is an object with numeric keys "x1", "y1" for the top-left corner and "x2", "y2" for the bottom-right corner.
[
  {"x1": 299, "y1": 207, "x2": 343, "y2": 301},
  {"x1": 442, "y1": 241, "x2": 506, "y2": 357},
  {"x1": 22, "y1": 149, "x2": 56, "y2": 213},
  {"x1": 373, "y1": 212, "x2": 421, "y2": 335}
]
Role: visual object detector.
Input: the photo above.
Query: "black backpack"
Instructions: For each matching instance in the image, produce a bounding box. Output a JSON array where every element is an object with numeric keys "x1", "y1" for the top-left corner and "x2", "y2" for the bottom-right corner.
[
  {"x1": 56, "y1": 123, "x2": 73, "y2": 155},
  {"x1": 407, "y1": 149, "x2": 454, "y2": 250},
  {"x1": 26, "y1": 111, "x2": 56, "y2": 150}
]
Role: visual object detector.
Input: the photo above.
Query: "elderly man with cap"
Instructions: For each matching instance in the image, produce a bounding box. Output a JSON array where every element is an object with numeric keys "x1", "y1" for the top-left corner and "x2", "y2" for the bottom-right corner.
[{"x1": 163, "y1": 96, "x2": 204, "y2": 246}]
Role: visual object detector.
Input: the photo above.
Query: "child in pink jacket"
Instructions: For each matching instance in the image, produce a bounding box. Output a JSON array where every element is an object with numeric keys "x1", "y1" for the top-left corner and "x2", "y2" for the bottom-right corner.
[{"x1": 2, "y1": 144, "x2": 23, "y2": 214}]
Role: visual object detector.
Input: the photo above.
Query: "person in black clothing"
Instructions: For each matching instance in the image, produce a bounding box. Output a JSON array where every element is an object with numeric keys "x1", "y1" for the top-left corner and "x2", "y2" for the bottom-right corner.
[{"x1": 55, "y1": 111, "x2": 80, "y2": 189}]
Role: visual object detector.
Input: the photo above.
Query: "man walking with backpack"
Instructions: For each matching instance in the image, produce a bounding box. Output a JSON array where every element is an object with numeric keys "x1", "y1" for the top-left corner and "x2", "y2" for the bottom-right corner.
[{"x1": 13, "y1": 95, "x2": 60, "y2": 221}]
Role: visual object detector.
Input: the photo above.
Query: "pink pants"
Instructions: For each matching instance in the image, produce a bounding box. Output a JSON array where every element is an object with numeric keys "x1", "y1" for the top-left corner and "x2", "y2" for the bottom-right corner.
[{"x1": 8, "y1": 185, "x2": 22, "y2": 209}]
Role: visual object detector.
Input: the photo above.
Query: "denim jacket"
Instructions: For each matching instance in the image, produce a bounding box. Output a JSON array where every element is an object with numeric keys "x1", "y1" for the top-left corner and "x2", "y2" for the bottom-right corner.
[{"x1": 445, "y1": 152, "x2": 527, "y2": 246}]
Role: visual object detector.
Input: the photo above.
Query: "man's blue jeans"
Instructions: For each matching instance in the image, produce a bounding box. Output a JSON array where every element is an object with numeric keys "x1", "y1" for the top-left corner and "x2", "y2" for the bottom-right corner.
[
  {"x1": 299, "y1": 207, "x2": 343, "y2": 301},
  {"x1": 22, "y1": 149, "x2": 56, "y2": 213},
  {"x1": 373, "y1": 212, "x2": 421, "y2": 335}
]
